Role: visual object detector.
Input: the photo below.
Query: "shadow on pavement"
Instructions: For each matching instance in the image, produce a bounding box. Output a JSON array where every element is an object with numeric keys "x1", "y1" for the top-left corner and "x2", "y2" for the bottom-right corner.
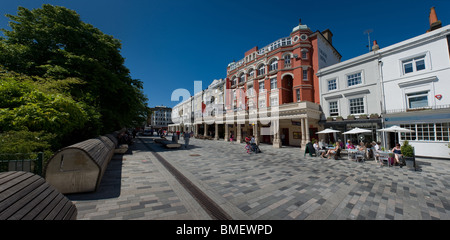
[
  {"x1": 66, "y1": 154, "x2": 123, "y2": 201},
  {"x1": 138, "y1": 136, "x2": 203, "y2": 153}
]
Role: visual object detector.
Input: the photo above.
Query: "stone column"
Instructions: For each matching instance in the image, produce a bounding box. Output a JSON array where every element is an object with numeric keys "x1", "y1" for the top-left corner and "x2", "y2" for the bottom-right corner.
[
  {"x1": 272, "y1": 120, "x2": 281, "y2": 148},
  {"x1": 214, "y1": 124, "x2": 219, "y2": 140},
  {"x1": 301, "y1": 118, "x2": 306, "y2": 148},
  {"x1": 237, "y1": 124, "x2": 242, "y2": 143},
  {"x1": 305, "y1": 118, "x2": 310, "y2": 143},
  {"x1": 204, "y1": 123, "x2": 208, "y2": 137},
  {"x1": 195, "y1": 124, "x2": 199, "y2": 136},
  {"x1": 253, "y1": 122, "x2": 260, "y2": 145},
  {"x1": 224, "y1": 124, "x2": 229, "y2": 141}
]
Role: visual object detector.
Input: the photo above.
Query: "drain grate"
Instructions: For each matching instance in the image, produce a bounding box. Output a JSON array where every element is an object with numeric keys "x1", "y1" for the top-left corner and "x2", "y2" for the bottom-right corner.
[
  {"x1": 189, "y1": 154, "x2": 201, "y2": 156},
  {"x1": 139, "y1": 139, "x2": 232, "y2": 220}
]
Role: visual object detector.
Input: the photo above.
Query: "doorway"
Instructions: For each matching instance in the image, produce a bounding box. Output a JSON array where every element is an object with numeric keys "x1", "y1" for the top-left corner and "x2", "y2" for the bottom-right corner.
[
  {"x1": 282, "y1": 128, "x2": 289, "y2": 146},
  {"x1": 281, "y1": 75, "x2": 294, "y2": 104}
]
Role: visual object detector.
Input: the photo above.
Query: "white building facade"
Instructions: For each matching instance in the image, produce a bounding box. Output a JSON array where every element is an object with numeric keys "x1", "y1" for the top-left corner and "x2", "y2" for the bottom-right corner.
[
  {"x1": 317, "y1": 49, "x2": 383, "y2": 144},
  {"x1": 149, "y1": 106, "x2": 173, "y2": 131},
  {"x1": 380, "y1": 24, "x2": 450, "y2": 158},
  {"x1": 317, "y1": 10, "x2": 450, "y2": 158}
]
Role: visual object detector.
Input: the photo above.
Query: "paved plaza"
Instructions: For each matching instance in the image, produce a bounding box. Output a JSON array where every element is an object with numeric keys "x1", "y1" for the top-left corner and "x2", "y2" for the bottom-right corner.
[{"x1": 69, "y1": 135, "x2": 450, "y2": 220}]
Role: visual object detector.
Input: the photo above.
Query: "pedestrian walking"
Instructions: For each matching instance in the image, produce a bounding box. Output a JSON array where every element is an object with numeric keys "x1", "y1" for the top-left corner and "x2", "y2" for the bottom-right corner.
[{"x1": 183, "y1": 131, "x2": 190, "y2": 149}]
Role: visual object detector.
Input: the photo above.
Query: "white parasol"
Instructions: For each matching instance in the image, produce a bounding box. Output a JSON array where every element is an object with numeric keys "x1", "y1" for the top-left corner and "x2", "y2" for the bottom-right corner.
[
  {"x1": 343, "y1": 127, "x2": 372, "y2": 135},
  {"x1": 316, "y1": 128, "x2": 341, "y2": 134}
]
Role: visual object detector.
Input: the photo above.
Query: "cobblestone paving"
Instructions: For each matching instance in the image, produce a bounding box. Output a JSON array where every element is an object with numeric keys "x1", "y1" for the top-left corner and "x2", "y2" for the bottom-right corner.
[{"x1": 70, "y1": 135, "x2": 450, "y2": 220}]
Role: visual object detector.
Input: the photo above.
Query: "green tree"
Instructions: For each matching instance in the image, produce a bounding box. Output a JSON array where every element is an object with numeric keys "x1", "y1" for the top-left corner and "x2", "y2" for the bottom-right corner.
[
  {"x1": 0, "y1": 4, "x2": 148, "y2": 133},
  {"x1": 0, "y1": 69, "x2": 101, "y2": 149}
]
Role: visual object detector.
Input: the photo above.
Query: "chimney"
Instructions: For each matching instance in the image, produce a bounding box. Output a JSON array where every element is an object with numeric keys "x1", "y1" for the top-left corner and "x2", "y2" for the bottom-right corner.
[
  {"x1": 321, "y1": 29, "x2": 333, "y2": 45},
  {"x1": 372, "y1": 40, "x2": 380, "y2": 51},
  {"x1": 428, "y1": 7, "x2": 442, "y2": 32}
]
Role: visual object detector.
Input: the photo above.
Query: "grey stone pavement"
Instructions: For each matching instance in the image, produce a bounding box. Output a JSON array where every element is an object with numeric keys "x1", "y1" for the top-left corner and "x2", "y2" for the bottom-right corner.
[{"x1": 68, "y1": 135, "x2": 450, "y2": 220}]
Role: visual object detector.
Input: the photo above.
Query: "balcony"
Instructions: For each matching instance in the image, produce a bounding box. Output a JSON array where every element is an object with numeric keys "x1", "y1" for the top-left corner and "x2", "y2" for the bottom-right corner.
[
  {"x1": 384, "y1": 104, "x2": 450, "y2": 114},
  {"x1": 257, "y1": 37, "x2": 292, "y2": 55}
]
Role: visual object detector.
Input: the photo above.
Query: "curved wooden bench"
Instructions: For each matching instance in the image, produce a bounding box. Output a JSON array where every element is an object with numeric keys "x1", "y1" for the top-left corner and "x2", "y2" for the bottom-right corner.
[
  {"x1": 105, "y1": 133, "x2": 119, "y2": 148},
  {"x1": 0, "y1": 171, "x2": 77, "y2": 220},
  {"x1": 106, "y1": 133, "x2": 129, "y2": 154},
  {"x1": 44, "y1": 136, "x2": 115, "y2": 194}
]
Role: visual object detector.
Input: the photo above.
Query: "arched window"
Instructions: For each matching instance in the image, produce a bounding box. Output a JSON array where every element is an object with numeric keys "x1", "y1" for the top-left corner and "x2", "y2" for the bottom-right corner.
[
  {"x1": 284, "y1": 55, "x2": 291, "y2": 68},
  {"x1": 248, "y1": 68, "x2": 254, "y2": 78},
  {"x1": 239, "y1": 73, "x2": 245, "y2": 83},
  {"x1": 258, "y1": 64, "x2": 266, "y2": 76},
  {"x1": 301, "y1": 49, "x2": 309, "y2": 59},
  {"x1": 231, "y1": 77, "x2": 237, "y2": 86},
  {"x1": 269, "y1": 59, "x2": 278, "y2": 72}
]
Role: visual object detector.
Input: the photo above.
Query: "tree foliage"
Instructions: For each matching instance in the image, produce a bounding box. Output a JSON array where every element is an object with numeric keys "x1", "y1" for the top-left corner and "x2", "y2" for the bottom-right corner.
[
  {"x1": 0, "y1": 70, "x2": 100, "y2": 149},
  {"x1": 0, "y1": 4, "x2": 148, "y2": 135},
  {"x1": 0, "y1": 130, "x2": 54, "y2": 154}
]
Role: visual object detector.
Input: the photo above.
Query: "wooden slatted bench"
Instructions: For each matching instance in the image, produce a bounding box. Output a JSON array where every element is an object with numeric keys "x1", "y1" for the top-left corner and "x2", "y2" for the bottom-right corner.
[
  {"x1": 0, "y1": 171, "x2": 77, "y2": 220},
  {"x1": 44, "y1": 136, "x2": 115, "y2": 194},
  {"x1": 106, "y1": 133, "x2": 128, "y2": 154}
]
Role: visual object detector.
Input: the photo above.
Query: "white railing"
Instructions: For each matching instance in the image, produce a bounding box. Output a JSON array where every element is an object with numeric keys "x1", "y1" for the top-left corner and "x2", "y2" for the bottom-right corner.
[
  {"x1": 384, "y1": 104, "x2": 450, "y2": 114},
  {"x1": 229, "y1": 36, "x2": 292, "y2": 71},
  {"x1": 257, "y1": 37, "x2": 292, "y2": 55}
]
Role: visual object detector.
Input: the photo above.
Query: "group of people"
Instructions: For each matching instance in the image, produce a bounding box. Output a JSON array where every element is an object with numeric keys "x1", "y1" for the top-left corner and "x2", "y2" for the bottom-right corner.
[
  {"x1": 171, "y1": 131, "x2": 193, "y2": 149},
  {"x1": 313, "y1": 138, "x2": 404, "y2": 166},
  {"x1": 244, "y1": 135, "x2": 260, "y2": 154},
  {"x1": 118, "y1": 130, "x2": 134, "y2": 145},
  {"x1": 314, "y1": 140, "x2": 341, "y2": 159}
]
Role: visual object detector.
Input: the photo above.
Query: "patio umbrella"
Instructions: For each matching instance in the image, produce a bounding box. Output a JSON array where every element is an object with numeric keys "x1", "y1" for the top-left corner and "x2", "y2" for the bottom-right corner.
[
  {"x1": 377, "y1": 125, "x2": 415, "y2": 133},
  {"x1": 316, "y1": 128, "x2": 340, "y2": 144},
  {"x1": 378, "y1": 125, "x2": 415, "y2": 147},
  {"x1": 316, "y1": 128, "x2": 341, "y2": 134},
  {"x1": 343, "y1": 127, "x2": 372, "y2": 143},
  {"x1": 343, "y1": 127, "x2": 372, "y2": 135}
]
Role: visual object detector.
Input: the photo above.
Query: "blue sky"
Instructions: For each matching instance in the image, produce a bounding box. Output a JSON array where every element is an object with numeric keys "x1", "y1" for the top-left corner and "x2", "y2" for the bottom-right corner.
[{"x1": 1, "y1": 0, "x2": 449, "y2": 108}]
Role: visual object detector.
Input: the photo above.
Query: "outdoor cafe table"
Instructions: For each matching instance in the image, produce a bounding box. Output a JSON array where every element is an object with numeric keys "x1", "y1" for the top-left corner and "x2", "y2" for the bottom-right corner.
[
  {"x1": 347, "y1": 149, "x2": 364, "y2": 161},
  {"x1": 377, "y1": 151, "x2": 394, "y2": 166}
]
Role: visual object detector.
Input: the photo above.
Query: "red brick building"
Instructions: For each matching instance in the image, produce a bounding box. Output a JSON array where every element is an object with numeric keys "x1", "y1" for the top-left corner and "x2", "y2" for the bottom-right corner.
[{"x1": 223, "y1": 20, "x2": 342, "y2": 148}]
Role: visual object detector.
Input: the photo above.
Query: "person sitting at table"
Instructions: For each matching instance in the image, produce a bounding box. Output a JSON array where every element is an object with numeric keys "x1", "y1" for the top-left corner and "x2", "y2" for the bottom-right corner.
[
  {"x1": 371, "y1": 141, "x2": 379, "y2": 151},
  {"x1": 346, "y1": 140, "x2": 354, "y2": 149},
  {"x1": 391, "y1": 143, "x2": 403, "y2": 165},
  {"x1": 358, "y1": 141, "x2": 365, "y2": 151},
  {"x1": 365, "y1": 142, "x2": 373, "y2": 159},
  {"x1": 322, "y1": 141, "x2": 341, "y2": 159},
  {"x1": 313, "y1": 141, "x2": 320, "y2": 153},
  {"x1": 319, "y1": 139, "x2": 327, "y2": 150}
]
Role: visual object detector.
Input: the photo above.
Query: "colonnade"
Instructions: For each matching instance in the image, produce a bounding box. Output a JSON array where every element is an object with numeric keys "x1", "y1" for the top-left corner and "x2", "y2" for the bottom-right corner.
[{"x1": 168, "y1": 117, "x2": 311, "y2": 148}]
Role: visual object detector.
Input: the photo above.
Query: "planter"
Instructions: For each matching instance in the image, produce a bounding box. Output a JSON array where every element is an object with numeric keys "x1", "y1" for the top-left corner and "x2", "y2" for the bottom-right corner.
[
  {"x1": 335, "y1": 117, "x2": 343, "y2": 121},
  {"x1": 359, "y1": 115, "x2": 368, "y2": 119},
  {"x1": 347, "y1": 116, "x2": 355, "y2": 120},
  {"x1": 369, "y1": 114, "x2": 379, "y2": 119},
  {"x1": 404, "y1": 156, "x2": 417, "y2": 171}
]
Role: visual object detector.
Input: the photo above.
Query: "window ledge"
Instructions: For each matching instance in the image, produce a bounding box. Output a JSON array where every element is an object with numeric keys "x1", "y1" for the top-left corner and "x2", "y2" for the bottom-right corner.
[{"x1": 398, "y1": 76, "x2": 437, "y2": 88}]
